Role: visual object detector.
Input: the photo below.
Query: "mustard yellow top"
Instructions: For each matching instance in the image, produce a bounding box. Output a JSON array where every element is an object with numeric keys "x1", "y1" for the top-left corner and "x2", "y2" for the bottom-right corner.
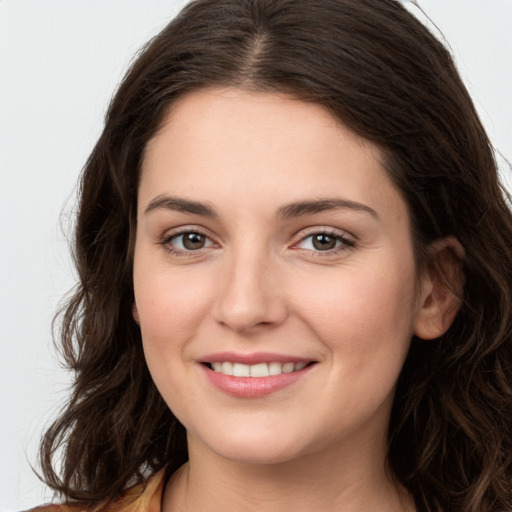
[{"x1": 27, "y1": 468, "x2": 166, "y2": 512}]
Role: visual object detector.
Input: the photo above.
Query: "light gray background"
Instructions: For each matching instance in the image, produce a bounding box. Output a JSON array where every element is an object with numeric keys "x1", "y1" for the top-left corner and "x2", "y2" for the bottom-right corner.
[{"x1": 1, "y1": 1, "x2": 511, "y2": 510}]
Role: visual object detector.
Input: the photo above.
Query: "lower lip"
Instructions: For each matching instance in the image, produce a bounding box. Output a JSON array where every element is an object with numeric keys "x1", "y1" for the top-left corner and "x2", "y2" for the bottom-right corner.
[{"x1": 200, "y1": 364, "x2": 314, "y2": 398}]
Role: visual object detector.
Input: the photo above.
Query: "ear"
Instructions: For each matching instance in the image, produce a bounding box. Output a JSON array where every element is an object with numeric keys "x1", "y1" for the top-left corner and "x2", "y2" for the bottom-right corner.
[
  {"x1": 414, "y1": 237, "x2": 465, "y2": 340},
  {"x1": 132, "y1": 301, "x2": 140, "y2": 325}
]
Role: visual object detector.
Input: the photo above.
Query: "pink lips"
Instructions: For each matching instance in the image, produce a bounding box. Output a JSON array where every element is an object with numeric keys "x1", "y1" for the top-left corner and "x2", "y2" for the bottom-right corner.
[{"x1": 199, "y1": 352, "x2": 315, "y2": 398}]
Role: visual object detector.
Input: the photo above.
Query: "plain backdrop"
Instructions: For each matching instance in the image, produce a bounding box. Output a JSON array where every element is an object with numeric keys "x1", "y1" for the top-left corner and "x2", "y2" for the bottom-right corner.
[{"x1": 0, "y1": 1, "x2": 510, "y2": 510}]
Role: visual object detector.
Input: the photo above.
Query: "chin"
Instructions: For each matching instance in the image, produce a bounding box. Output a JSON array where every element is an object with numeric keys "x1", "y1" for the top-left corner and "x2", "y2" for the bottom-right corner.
[{"x1": 191, "y1": 426, "x2": 314, "y2": 466}]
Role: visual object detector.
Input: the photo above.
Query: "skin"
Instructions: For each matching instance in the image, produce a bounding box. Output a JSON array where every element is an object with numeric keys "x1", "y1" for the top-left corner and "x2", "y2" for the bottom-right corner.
[{"x1": 133, "y1": 87, "x2": 459, "y2": 511}]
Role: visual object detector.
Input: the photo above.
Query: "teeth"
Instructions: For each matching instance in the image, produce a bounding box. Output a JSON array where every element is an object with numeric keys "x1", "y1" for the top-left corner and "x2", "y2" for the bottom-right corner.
[
  {"x1": 250, "y1": 363, "x2": 269, "y2": 377},
  {"x1": 282, "y1": 362, "x2": 294, "y2": 373},
  {"x1": 221, "y1": 362, "x2": 234, "y2": 375},
  {"x1": 268, "y1": 362, "x2": 282, "y2": 376},
  {"x1": 210, "y1": 361, "x2": 309, "y2": 377},
  {"x1": 233, "y1": 363, "x2": 250, "y2": 377}
]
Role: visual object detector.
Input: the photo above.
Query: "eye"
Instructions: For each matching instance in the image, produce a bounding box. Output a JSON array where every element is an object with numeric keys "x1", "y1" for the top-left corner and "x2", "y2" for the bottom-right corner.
[
  {"x1": 162, "y1": 230, "x2": 216, "y2": 254},
  {"x1": 295, "y1": 231, "x2": 354, "y2": 253}
]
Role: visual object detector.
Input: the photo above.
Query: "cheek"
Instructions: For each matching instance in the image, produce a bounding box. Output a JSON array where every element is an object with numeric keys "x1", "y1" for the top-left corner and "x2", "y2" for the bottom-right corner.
[
  {"x1": 297, "y1": 259, "x2": 418, "y2": 366},
  {"x1": 134, "y1": 263, "x2": 214, "y2": 352},
  {"x1": 294, "y1": 263, "x2": 418, "y2": 428},
  {"x1": 133, "y1": 262, "x2": 220, "y2": 424}
]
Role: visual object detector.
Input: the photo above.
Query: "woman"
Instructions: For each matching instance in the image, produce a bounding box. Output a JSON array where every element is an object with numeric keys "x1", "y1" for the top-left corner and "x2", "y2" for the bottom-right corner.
[{"x1": 32, "y1": 0, "x2": 512, "y2": 511}]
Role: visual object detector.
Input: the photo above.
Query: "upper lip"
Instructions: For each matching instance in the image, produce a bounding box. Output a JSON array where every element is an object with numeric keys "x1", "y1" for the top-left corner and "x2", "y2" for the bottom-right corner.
[{"x1": 199, "y1": 352, "x2": 315, "y2": 365}]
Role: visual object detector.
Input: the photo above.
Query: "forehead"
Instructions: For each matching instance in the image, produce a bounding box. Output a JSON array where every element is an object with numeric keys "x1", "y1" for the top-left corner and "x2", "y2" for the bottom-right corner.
[{"x1": 140, "y1": 87, "x2": 405, "y2": 223}]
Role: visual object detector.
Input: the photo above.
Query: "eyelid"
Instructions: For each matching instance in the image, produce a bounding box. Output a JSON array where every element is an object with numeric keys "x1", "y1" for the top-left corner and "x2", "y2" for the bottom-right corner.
[
  {"x1": 291, "y1": 227, "x2": 356, "y2": 254},
  {"x1": 157, "y1": 225, "x2": 355, "y2": 257},
  {"x1": 159, "y1": 225, "x2": 219, "y2": 255}
]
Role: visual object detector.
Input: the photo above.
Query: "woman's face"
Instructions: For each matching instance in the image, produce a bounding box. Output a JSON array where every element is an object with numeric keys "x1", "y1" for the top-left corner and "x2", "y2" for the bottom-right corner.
[{"x1": 133, "y1": 87, "x2": 429, "y2": 465}]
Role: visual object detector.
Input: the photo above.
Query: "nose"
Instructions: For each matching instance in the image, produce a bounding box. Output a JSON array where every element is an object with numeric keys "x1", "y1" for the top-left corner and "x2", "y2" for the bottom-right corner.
[{"x1": 212, "y1": 250, "x2": 288, "y2": 334}]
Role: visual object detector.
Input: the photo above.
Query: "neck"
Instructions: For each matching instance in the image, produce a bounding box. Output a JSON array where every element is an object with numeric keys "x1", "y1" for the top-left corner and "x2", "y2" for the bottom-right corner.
[{"x1": 163, "y1": 431, "x2": 415, "y2": 512}]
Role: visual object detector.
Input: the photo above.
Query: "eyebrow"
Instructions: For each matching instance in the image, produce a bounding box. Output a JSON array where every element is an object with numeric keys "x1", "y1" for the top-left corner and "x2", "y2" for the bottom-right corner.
[
  {"x1": 144, "y1": 195, "x2": 379, "y2": 220},
  {"x1": 276, "y1": 198, "x2": 379, "y2": 220},
  {"x1": 144, "y1": 196, "x2": 218, "y2": 217}
]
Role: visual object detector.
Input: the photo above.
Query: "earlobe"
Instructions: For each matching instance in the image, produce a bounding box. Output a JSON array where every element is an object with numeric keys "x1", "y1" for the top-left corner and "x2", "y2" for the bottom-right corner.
[
  {"x1": 132, "y1": 302, "x2": 140, "y2": 325},
  {"x1": 413, "y1": 237, "x2": 465, "y2": 340}
]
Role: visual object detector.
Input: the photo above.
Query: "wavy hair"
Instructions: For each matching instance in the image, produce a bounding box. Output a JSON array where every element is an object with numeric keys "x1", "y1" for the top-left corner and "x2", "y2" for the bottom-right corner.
[{"x1": 39, "y1": 1, "x2": 512, "y2": 510}]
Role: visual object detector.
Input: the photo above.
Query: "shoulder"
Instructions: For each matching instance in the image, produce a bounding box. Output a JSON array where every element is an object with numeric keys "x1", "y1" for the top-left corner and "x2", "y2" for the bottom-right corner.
[{"x1": 24, "y1": 467, "x2": 166, "y2": 512}]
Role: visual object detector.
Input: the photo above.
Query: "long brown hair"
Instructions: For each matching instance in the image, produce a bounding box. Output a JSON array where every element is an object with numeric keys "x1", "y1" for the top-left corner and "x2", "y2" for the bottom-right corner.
[{"x1": 39, "y1": 1, "x2": 512, "y2": 510}]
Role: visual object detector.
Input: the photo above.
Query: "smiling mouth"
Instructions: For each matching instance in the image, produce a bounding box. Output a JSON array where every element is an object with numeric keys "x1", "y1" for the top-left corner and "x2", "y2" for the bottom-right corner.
[{"x1": 203, "y1": 361, "x2": 314, "y2": 377}]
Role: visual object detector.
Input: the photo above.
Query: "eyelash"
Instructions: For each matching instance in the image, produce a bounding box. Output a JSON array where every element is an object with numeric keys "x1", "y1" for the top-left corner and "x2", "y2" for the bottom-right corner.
[
  {"x1": 159, "y1": 228, "x2": 216, "y2": 257},
  {"x1": 159, "y1": 228, "x2": 355, "y2": 257},
  {"x1": 292, "y1": 229, "x2": 355, "y2": 256}
]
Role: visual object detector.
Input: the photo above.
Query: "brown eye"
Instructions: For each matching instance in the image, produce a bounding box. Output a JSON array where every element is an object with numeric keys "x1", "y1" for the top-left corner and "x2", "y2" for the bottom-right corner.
[
  {"x1": 181, "y1": 232, "x2": 206, "y2": 250},
  {"x1": 312, "y1": 234, "x2": 337, "y2": 251},
  {"x1": 165, "y1": 231, "x2": 214, "y2": 253},
  {"x1": 295, "y1": 231, "x2": 354, "y2": 254}
]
